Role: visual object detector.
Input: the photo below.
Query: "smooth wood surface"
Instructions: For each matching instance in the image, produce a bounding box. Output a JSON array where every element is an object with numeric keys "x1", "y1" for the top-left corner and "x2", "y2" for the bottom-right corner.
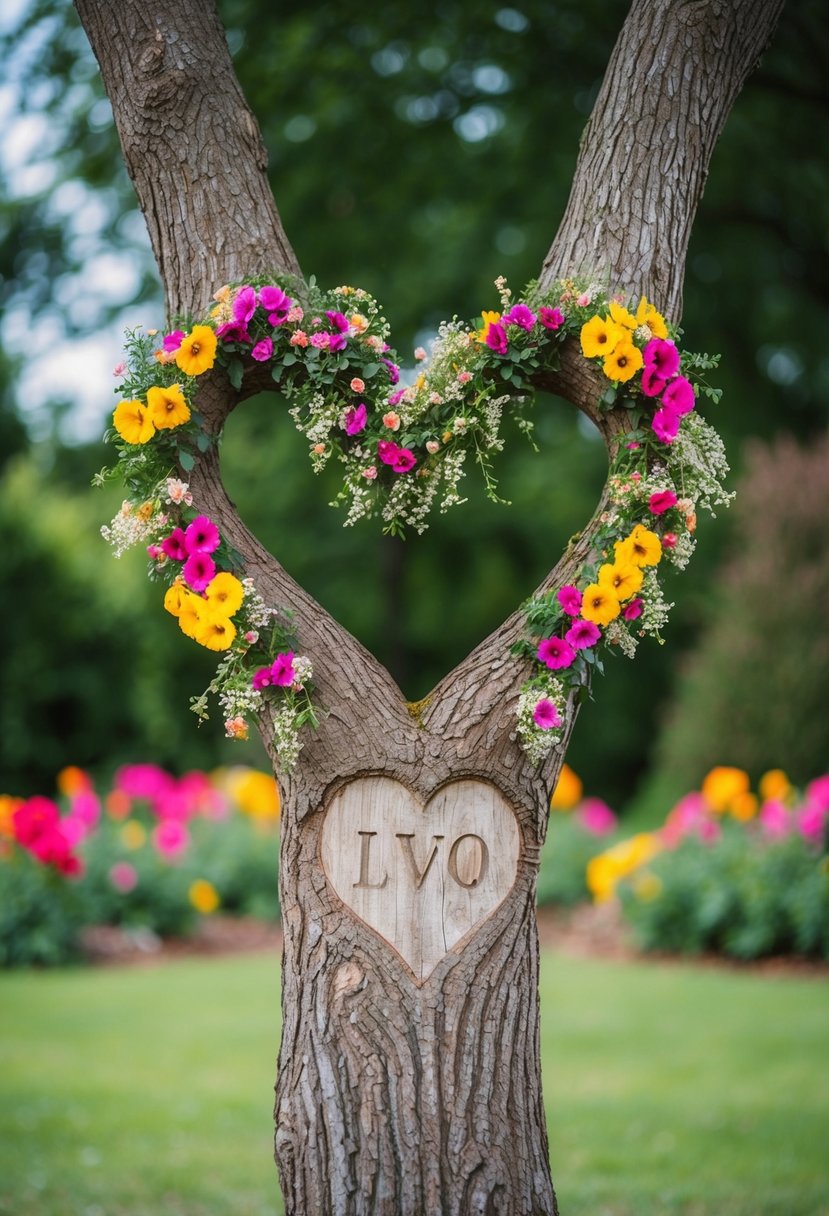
[{"x1": 320, "y1": 778, "x2": 521, "y2": 982}]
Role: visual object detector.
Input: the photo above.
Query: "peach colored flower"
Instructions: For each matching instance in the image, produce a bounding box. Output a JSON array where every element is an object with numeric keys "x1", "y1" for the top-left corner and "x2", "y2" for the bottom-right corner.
[
  {"x1": 382, "y1": 411, "x2": 401, "y2": 431},
  {"x1": 350, "y1": 377, "x2": 365, "y2": 393}
]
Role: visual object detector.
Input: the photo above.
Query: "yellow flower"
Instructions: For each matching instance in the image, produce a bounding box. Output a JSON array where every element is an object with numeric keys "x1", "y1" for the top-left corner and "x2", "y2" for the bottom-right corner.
[
  {"x1": 598, "y1": 561, "x2": 644, "y2": 602},
  {"x1": 580, "y1": 583, "x2": 621, "y2": 626},
  {"x1": 476, "y1": 310, "x2": 501, "y2": 344},
  {"x1": 701, "y1": 766, "x2": 751, "y2": 814},
  {"x1": 603, "y1": 336, "x2": 643, "y2": 383},
  {"x1": 550, "y1": 764, "x2": 583, "y2": 811},
  {"x1": 189, "y1": 879, "x2": 220, "y2": 915},
  {"x1": 163, "y1": 579, "x2": 189, "y2": 619},
  {"x1": 178, "y1": 593, "x2": 207, "y2": 639},
  {"x1": 608, "y1": 299, "x2": 638, "y2": 330},
  {"x1": 204, "y1": 572, "x2": 244, "y2": 618},
  {"x1": 56, "y1": 766, "x2": 92, "y2": 796},
  {"x1": 0, "y1": 795, "x2": 23, "y2": 839},
  {"x1": 113, "y1": 399, "x2": 155, "y2": 444},
  {"x1": 232, "y1": 769, "x2": 281, "y2": 821},
  {"x1": 759, "y1": 769, "x2": 793, "y2": 804},
  {"x1": 730, "y1": 791, "x2": 759, "y2": 822},
  {"x1": 120, "y1": 819, "x2": 147, "y2": 850},
  {"x1": 147, "y1": 384, "x2": 190, "y2": 431},
  {"x1": 191, "y1": 611, "x2": 237, "y2": 652},
  {"x1": 175, "y1": 325, "x2": 217, "y2": 377},
  {"x1": 587, "y1": 832, "x2": 662, "y2": 903},
  {"x1": 580, "y1": 314, "x2": 624, "y2": 359},
  {"x1": 615, "y1": 524, "x2": 662, "y2": 568},
  {"x1": 635, "y1": 296, "x2": 668, "y2": 339},
  {"x1": 633, "y1": 871, "x2": 663, "y2": 902}
]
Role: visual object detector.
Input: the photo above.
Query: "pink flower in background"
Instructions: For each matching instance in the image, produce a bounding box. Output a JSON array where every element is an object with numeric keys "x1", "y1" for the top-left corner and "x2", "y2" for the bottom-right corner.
[
  {"x1": 806, "y1": 775, "x2": 829, "y2": 810},
  {"x1": 115, "y1": 764, "x2": 175, "y2": 803},
  {"x1": 652, "y1": 406, "x2": 682, "y2": 444},
  {"x1": 759, "y1": 799, "x2": 791, "y2": 838},
  {"x1": 259, "y1": 285, "x2": 292, "y2": 325},
  {"x1": 152, "y1": 818, "x2": 190, "y2": 861},
  {"x1": 565, "y1": 619, "x2": 601, "y2": 650},
  {"x1": 270, "y1": 652, "x2": 297, "y2": 687},
  {"x1": 537, "y1": 636, "x2": 576, "y2": 670},
  {"x1": 622, "y1": 597, "x2": 643, "y2": 621},
  {"x1": 485, "y1": 322, "x2": 508, "y2": 355},
  {"x1": 251, "y1": 337, "x2": 273, "y2": 362},
  {"x1": 502, "y1": 303, "x2": 536, "y2": 330},
  {"x1": 12, "y1": 797, "x2": 60, "y2": 848},
  {"x1": 109, "y1": 861, "x2": 139, "y2": 893},
  {"x1": 310, "y1": 332, "x2": 330, "y2": 350},
  {"x1": 182, "y1": 551, "x2": 216, "y2": 592},
  {"x1": 578, "y1": 798, "x2": 617, "y2": 836},
  {"x1": 661, "y1": 792, "x2": 718, "y2": 847},
  {"x1": 113, "y1": 362, "x2": 127, "y2": 377},
  {"x1": 797, "y1": 802, "x2": 828, "y2": 845},
  {"x1": 162, "y1": 330, "x2": 185, "y2": 353},
  {"x1": 557, "y1": 585, "x2": 583, "y2": 615},
  {"x1": 532, "y1": 699, "x2": 561, "y2": 730},
  {"x1": 414, "y1": 347, "x2": 427, "y2": 361},
  {"x1": 184, "y1": 516, "x2": 220, "y2": 554},
  {"x1": 539, "y1": 307, "x2": 564, "y2": 330},
  {"x1": 661, "y1": 375, "x2": 695, "y2": 416},
  {"x1": 648, "y1": 490, "x2": 678, "y2": 515},
  {"x1": 161, "y1": 528, "x2": 188, "y2": 562},
  {"x1": 345, "y1": 403, "x2": 367, "y2": 435}
]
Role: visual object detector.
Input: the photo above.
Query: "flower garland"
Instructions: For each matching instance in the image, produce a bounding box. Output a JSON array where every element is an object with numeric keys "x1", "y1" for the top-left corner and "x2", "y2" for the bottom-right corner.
[{"x1": 99, "y1": 274, "x2": 730, "y2": 770}]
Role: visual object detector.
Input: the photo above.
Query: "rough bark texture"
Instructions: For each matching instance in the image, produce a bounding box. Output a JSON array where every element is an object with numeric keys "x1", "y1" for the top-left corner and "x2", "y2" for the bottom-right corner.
[{"x1": 75, "y1": 0, "x2": 784, "y2": 1211}]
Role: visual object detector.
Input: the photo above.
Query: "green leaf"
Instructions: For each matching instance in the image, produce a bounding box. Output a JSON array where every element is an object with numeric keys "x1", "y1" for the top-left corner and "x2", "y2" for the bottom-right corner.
[
  {"x1": 226, "y1": 358, "x2": 244, "y2": 390},
  {"x1": 282, "y1": 352, "x2": 297, "y2": 366},
  {"x1": 179, "y1": 450, "x2": 195, "y2": 472}
]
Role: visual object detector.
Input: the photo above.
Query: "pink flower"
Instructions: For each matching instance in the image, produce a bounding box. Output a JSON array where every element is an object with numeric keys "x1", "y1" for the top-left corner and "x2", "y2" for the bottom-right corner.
[
  {"x1": 578, "y1": 798, "x2": 617, "y2": 836},
  {"x1": 362, "y1": 466, "x2": 378, "y2": 480},
  {"x1": 643, "y1": 337, "x2": 679, "y2": 379},
  {"x1": 232, "y1": 285, "x2": 257, "y2": 326},
  {"x1": 184, "y1": 515, "x2": 220, "y2": 555},
  {"x1": 502, "y1": 303, "x2": 536, "y2": 330},
  {"x1": 565, "y1": 619, "x2": 601, "y2": 650},
  {"x1": 387, "y1": 388, "x2": 406, "y2": 407},
  {"x1": 648, "y1": 490, "x2": 678, "y2": 515},
  {"x1": 414, "y1": 347, "x2": 427, "y2": 361},
  {"x1": 539, "y1": 307, "x2": 564, "y2": 331},
  {"x1": 652, "y1": 406, "x2": 682, "y2": 444},
  {"x1": 310, "y1": 332, "x2": 330, "y2": 349},
  {"x1": 622, "y1": 597, "x2": 643, "y2": 621},
  {"x1": 113, "y1": 362, "x2": 127, "y2": 377},
  {"x1": 797, "y1": 802, "x2": 827, "y2": 845},
  {"x1": 557, "y1": 585, "x2": 583, "y2": 615},
  {"x1": 163, "y1": 330, "x2": 185, "y2": 353},
  {"x1": 378, "y1": 440, "x2": 400, "y2": 466},
  {"x1": 328, "y1": 331, "x2": 348, "y2": 352},
  {"x1": 147, "y1": 544, "x2": 164, "y2": 561},
  {"x1": 325, "y1": 310, "x2": 349, "y2": 333},
  {"x1": 12, "y1": 797, "x2": 60, "y2": 848},
  {"x1": 286, "y1": 305, "x2": 304, "y2": 323},
  {"x1": 759, "y1": 799, "x2": 791, "y2": 839},
  {"x1": 166, "y1": 478, "x2": 192, "y2": 505},
  {"x1": 345, "y1": 403, "x2": 367, "y2": 435},
  {"x1": 806, "y1": 775, "x2": 829, "y2": 811},
  {"x1": 661, "y1": 375, "x2": 695, "y2": 416},
  {"x1": 251, "y1": 337, "x2": 273, "y2": 362},
  {"x1": 115, "y1": 764, "x2": 174, "y2": 802},
  {"x1": 251, "y1": 666, "x2": 272, "y2": 690},
  {"x1": 457, "y1": 370, "x2": 472, "y2": 384},
  {"x1": 537, "y1": 636, "x2": 576, "y2": 670},
  {"x1": 109, "y1": 861, "x2": 139, "y2": 893},
  {"x1": 270, "y1": 652, "x2": 296, "y2": 686},
  {"x1": 576, "y1": 292, "x2": 591, "y2": 307},
  {"x1": 381, "y1": 358, "x2": 400, "y2": 384},
  {"x1": 426, "y1": 440, "x2": 440, "y2": 455},
  {"x1": 152, "y1": 818, "x2": 190, "y2": 861},
  {"x1": 161, "y1": 528, "x2": 188, "y2": 562},
  {"x1": 215, "y1": 321, "x2": 251, "y2": 344},
  {"x1": 350, "y1": 377, "x2": 365, "y2": 393},
  {"x1": 259, "y1": 285, "x2": 292, "y2": 325},
  {"x1": 183, "y1": 551, "x2": 216, "y2": 591},
  {"x1": 290, "y1": 330, "x2": 308, "y2": 347},
  {"x1": 533, "y1": 699, "x2": 561, "y2": 730},
  {"x1": 392, "y1": 448, "x2": 417, "y2": 474},
  {"x1": 485, "y1": 322, "x2": 508, "y2": 355},
  {"x1": 662, "y1": 532, "x2": 678, "y2": 549},
  {"x1": 243, "y1": 630, "x2": 259, "y2": 644},
  {"x1": 641, "y1": 366, "x2": 668, "y2": 397}
]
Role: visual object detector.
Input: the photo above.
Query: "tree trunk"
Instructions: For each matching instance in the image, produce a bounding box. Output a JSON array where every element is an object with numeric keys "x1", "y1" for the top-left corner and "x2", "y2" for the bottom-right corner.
[{"x1": 75, "y1": 0, "x2": 784, "y2": 1211}]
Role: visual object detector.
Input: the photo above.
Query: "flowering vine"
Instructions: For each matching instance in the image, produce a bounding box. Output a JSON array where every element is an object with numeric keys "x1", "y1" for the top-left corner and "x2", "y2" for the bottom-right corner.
[{"x1": 98, "y1": 274, "x2": 729, "y2": 769}]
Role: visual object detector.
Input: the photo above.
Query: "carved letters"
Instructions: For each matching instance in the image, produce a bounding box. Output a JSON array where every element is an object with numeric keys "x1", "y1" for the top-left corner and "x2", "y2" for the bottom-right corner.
[{"x1": 321, "y1": 777, "x2": 520, "y2": 981}]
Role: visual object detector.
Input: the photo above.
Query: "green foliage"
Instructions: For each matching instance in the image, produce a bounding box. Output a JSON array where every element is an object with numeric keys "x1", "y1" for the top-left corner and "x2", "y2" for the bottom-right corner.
[
  {"x1": 0, "y1": 850, "x2": 86, "y2": 966},
  {"x1": 537, "y1": 814, "x2": 611, "y2": 906},
  {"x1": 619, "y1": 830, "x2": 829, "y2": 961}
]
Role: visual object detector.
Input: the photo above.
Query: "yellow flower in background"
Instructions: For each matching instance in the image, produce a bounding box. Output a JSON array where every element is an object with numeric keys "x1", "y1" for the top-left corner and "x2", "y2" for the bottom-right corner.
[
  {"x1": 192, "y1": 611, "x2": 236, "y2": 652},
  {"x1": 730, "y1": 791, "x2": 759, "y2": 822},
  {"x1": 0, "y1": 795, "x2": 23, "y2": 839},
  {"x1": 701, "y1": 766, "x2": 750, "y2": 814},
  {"x1": 580, "y1": 314, "x2": 624, "y2": 359},
  {"x1": 759, "y1": 769, "x2": 793, "y2": 804},
  {"x1": 113, "y1": 399, "x2": 155, "y2": 444},
  {"x1": 175, "y1": 325, "x2": 217, "y2": 376},
  {"x1": 120, "y1": 819, "x2": 147, "y2": 850},
  {"x1": 476, "y1": 310, "x2": 501, "y2": 344},
  {"x1": 603, "y1": 336, "x2": 643, "y2": 383},
  {"x1": 608, "y1": 299, "x2": 638, "y2": 330},
  {"x1": 147, "y1": 383, "x2": 190, "y2": 431},
  {"x1": 550, "y1": 764, "x2": 583, "y2": 811},
  {"x1": 598, "y1": 561, "x2": 644, "y2": 602},
  {"x1": 56, "y1": 766, "x2": 92, "y2": 796},
  {"x1": 235, "y1": 769, "x2": 281, "y2": 821},
  {"x1": 189, "y1": 879, "x2": 220, "y2": 915},
  {"x1": 204, "y1": 572, "x2": 244, "y2": 618},
  {"x1": 635, "y1": 296, "x2": 668, "y2": 339},
  {"x1": 615, "y1": 523, "x2": 662, "y2": 568},
  {"x1": 587, "y1": 832, "x2": 662, "y2": 903},
  {"x1": 580, "y1": 583, "x2": 621, "y2": 626}
]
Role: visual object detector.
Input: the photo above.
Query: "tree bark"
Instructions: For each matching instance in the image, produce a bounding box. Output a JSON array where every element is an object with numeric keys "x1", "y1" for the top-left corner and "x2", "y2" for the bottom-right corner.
[{"x1": 75, "y1": 0, "x2": 784, "y2": 1211}]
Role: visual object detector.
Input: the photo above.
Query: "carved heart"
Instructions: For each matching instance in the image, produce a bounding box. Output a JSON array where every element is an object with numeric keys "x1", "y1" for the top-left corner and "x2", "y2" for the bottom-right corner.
[{"x1": 320, "y1": 777, "x2": 521, "y2": 982}]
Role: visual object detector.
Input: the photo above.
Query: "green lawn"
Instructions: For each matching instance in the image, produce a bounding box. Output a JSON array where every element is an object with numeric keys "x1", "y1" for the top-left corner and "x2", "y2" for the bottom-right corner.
[{"x1": 0, "y1": 950, "x2": 826, "y2": 1216}]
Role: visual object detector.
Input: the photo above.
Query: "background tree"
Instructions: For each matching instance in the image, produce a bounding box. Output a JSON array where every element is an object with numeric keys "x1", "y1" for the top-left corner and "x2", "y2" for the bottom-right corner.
[{"x1": 67, "y1": 0, "x2": 785, "y2": 1212}]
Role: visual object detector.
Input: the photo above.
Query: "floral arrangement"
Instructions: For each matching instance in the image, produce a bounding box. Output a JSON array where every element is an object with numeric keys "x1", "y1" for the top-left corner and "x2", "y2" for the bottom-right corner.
[{"x1": 99, "y1": 273, "x2": 729, "y2": 769}]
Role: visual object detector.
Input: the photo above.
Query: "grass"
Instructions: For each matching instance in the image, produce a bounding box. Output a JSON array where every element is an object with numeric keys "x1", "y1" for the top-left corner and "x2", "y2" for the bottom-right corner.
[{"x1": 0, "y1": 950, "x2": 827, "y2": 1216}]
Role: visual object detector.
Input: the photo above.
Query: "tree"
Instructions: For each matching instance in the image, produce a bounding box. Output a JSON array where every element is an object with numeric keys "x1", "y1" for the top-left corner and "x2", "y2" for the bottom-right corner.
[{"x1": 74, "y1": 1, "x2": 784, "y2": 1211}]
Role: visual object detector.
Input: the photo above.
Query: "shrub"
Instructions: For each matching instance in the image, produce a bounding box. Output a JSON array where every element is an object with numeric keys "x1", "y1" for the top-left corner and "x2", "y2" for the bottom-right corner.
[{"x1": 537, "y1": 766, "x2": 619, "y2": 906}]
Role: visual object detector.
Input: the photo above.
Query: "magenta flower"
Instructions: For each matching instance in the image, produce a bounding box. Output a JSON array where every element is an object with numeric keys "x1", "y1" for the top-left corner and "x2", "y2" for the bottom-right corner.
[
  {"x1": 798, "y1": 802, "x2": 827, "y2": 845},
  {"x1": 12, "y1": 796, "x2": 60, "y2": 848},
  {"x1": 651, "y1": 406, "x2": 682, "y2": 444},
  {"x1": 539, "y1": 307, "x2": 564, "y2": 331},
  {"x1": 251, "y1": 666, "x2": 272, "y2": 691},
  {"x1": 162, "y1": 330, "x2": 185, "y2": 353},
  {"x1": 532, "y1": 699, "x2": 561, "y2": 730},
  {"x1": 565, "y1": 619, "x2": 601, "y2": 650},
  {"x1": 537, "y1": 636, "x2": 576, "y2": 670},
  {"x1": 310, "y1": 332, "x2": 330, "y2": 349},
  {"x1": 577, "y1": 798, "x2": 617, "y2": 836},
  {"x1": 325, "y1": 310, "x2": 349, "y2": 333},
  {"x1": 381, "y1": 358, "x2": 400, "y2": 384},
  {"x1": 329, "y1": 331, "x2": 348, "y2": 352},
  {"x1": 345, "y1": 403, "x2": 368, "y2": 435},
  {"x1": 378, "y1": 440, "x2": 401, "y2": 466},
  {"x1": 648, "y1": 489, "x2": 678, "y2": 515},
  {"x1": 260, "y1": 285, "x2": 292, "y2": 325},
  {"x1": 759, "y1": 799, "x2": 791, "y2": 839},
  {"x1": 643, "y1": 338, "x2": 680, "y2": 379},
  {"x1": 485, "y1": 322, "x2": 509, "y2": 355},
  {"x1": 806, "y1": 775, "x2": 829, "y2": 811},
  {"x1": 503, "y1": 303, "x2": 536, "y2": 330},
  {"x1": 661, "y1": 375, "x2": 695, "y2": 416},
  {"x1": 184, "y1": 515, "x2": 220, "y2": 555},
  {"x1": 392, "y1": 448, "x2": 417, "y2": 474},
  {"x1": 557, "y1": 585, "x2": 583, "y2": 615},
  {"x1": 251, "y1": 337, "x2": 273, "y2": 362},
  {"x1": 152, "y1": 818, "x2": 190, "y2": 861},
  {"x1": 641, "y1": 365, "x2": 669, "y2": 398},
  {"x1": 387, "y1": 388, "x2": 406, "y2": 407},
  {"x1": 109, "y1": 861, "x2": 139, "y2": 893},
  {"x1": 161, "y1": 528, "x2": 188, "y2": 562},
  {"x1": 622, "y1": 597, "x2": 643, "y2": 621},
  {"x1": 183, "y1": 551, "x2": 216, "y2": 592},
  {"x1": 115, "y1": 763, "x2": 174, "y2": 802},
  {"x1": 215, "y1": 320, "x2": 252, "y2": 344},
  {"x1": 270, "y1": 652, "x2": 297, "y2": 686},
  {"x1": 232, "y1": 285, "x2": 257, "y2": 326}
]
